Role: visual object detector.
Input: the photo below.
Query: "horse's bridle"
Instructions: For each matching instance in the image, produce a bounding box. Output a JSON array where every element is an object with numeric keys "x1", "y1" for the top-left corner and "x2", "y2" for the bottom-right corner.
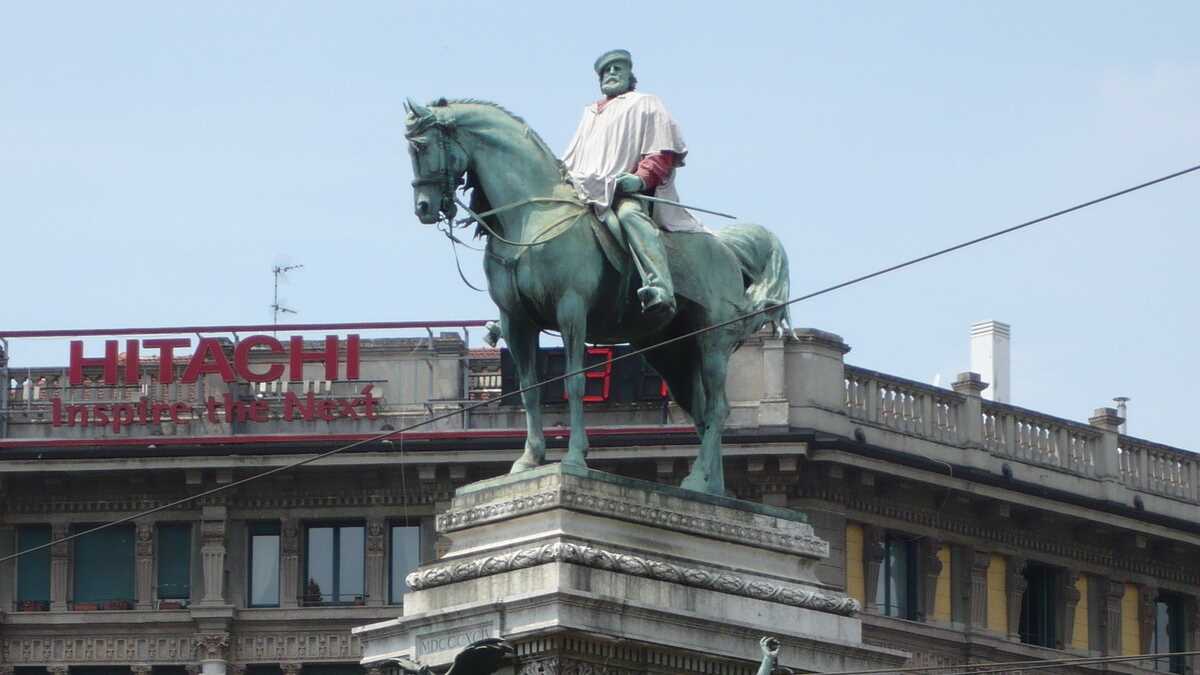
[{"x1": 407, "y1": 113, "x2": 466, "y2": 223}]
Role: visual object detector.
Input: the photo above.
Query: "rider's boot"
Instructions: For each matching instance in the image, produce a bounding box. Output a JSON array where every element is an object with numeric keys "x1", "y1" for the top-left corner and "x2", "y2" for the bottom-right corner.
[{"x1": 615, "y1": 198, "x2": 677, "y2": 320}]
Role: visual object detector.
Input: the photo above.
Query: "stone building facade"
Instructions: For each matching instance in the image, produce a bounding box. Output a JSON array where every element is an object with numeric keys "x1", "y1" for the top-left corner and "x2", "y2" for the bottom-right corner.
[{"x1": 0, "y1": 328, "x2": 1196, "y2": 674}]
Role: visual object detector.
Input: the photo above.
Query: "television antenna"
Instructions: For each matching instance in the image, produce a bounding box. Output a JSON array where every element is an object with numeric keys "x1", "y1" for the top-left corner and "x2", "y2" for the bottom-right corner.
[{"x1": 272, "y1": 263, "x2": 304, "y2": 332}]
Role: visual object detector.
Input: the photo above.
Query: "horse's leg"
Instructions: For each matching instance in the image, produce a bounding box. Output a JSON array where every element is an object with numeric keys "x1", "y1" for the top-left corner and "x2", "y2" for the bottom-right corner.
[
  {"x1": 505, "y1": 312, "x2": 545, "y2": 473},
  {"x1": 557, "y1": 292, "x2": 590, "y2": 467},
  {"x1": 639, "y1": 340, "x2": 707, "y2": 438},
  {"x1": 681, "y1": 335, "x2": 733, "y2": 495}
]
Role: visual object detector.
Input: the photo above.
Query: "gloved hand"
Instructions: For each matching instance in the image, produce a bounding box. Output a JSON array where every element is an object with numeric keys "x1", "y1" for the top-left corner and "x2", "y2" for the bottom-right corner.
[{"x1": 614, "y1": 172, "x2": 644, "y2": 195}]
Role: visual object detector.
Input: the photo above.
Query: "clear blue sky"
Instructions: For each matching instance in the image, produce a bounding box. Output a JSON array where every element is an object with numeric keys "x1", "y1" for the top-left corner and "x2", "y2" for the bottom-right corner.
[{"x1": 2, "y1": 2, "x2": 1197, "y2": 449}]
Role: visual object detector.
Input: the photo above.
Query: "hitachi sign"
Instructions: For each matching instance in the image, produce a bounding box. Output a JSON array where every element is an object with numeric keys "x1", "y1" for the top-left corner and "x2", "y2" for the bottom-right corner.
[{"x1": 68, "y1": 334, "x2": 361, "y2": 386}]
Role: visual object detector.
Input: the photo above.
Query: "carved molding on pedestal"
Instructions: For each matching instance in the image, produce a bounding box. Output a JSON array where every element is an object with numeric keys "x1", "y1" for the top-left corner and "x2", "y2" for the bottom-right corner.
[
  {"x1": 406, "y1": 541, "x2": 860, "y2": 615},
  {"x1": 437, "y1": 487, "x2": 829, "y2": 558}
]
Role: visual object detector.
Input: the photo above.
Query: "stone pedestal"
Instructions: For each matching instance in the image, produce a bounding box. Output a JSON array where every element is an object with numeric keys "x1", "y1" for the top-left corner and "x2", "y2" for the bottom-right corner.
[{"x1": 355, "y1": 464, "x2": 905, "y2": 674}]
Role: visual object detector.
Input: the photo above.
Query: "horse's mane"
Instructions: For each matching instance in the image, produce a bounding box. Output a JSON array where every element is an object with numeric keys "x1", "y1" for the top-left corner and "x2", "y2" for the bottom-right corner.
[{"x1": 435, "y1": 98, "x2": 570, "y2": 185}]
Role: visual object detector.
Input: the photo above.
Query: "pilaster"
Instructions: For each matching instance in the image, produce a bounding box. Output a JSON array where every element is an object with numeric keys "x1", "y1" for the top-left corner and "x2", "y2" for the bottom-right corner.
[
  {"x1": 366, "y1": 518, "x2": 387, "y2": 607},
  {"x1": 758, "y1": 335, "x2": 788, "y2": 428},
  {"x1": 1060, "y1": 570, "x2": 1082, "y2": 649},
  {"x1": 280, "y1": 518, "x2": 300, "y2": 608},
  {"x1": 1101, "y1": 579, "x2": 1126, "y2": 655},
  {"x1": 968, "y1": 550, "x2": 991, "y2": 630},
  {"x1": 135, "y1": 521, "x2": 154, "y2": 609},
  {"x1": 862, "y1": 525, "x2": 885, "y2": 613},
  {"x1": 920, "y1": 538, "x2": 943, "y2": 622},
  {"x1": 200, "y1": 507, "x2": 227, "y2": 605},
  {"x1": 1005, "y1": 557, "x2": 1028, "y2": 640},
  {"x1": 1137, "y1": 585, "x2": 1157, "y2": 655},
  {"x1": 50, "y1": 522, "x2": 69, "y2": 611}
]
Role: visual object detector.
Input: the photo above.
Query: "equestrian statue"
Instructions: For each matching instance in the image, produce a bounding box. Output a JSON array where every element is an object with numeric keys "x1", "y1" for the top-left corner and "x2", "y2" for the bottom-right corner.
[{"x1": 406, "y1": 49, "x2": 794, "y2": 495}]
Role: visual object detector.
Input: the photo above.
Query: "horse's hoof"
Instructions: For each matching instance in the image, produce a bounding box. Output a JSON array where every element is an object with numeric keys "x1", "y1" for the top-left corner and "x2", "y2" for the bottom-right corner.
[
  {"x1": 561, "y1": 452, "x2": 589, "y2": 469},
  {"x1": 509, "y1": 458, "x2": 540, "y2": 474}
]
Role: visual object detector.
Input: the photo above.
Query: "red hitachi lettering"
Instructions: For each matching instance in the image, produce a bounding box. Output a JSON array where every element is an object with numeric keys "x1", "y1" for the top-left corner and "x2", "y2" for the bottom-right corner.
[
  {"x1": 346, "y1": 334, "x2": 360, "y2": 380},
  {"x1": 289, "y1": 335, "x2": 339, "y2": 382},
  {"x1": 70, "y1": 340, "x2": 120, "y2": 385},
  {"x1": 123, "y1": 340, "x2": 140, "y2": 385},
  {"x1": 234, "y1": 335, "x2": 286, "y2": 382},
  {"x1": 181, "y1": 338, "x2": 236, "y2": 383},
  {"x1": 143, "y1": 338, "x2": 190, "y2": 383}
]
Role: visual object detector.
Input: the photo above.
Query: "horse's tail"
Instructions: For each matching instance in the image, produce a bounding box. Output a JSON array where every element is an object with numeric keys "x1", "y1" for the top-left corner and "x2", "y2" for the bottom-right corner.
[{"x1": 715, "y1": 224, "x2": 796, "y2": 339}]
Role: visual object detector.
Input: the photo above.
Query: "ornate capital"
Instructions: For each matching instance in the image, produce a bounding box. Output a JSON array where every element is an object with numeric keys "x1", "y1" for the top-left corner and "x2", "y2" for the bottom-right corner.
[
  {"x1": 136, "y1": 523, "x2": 154, "y2": 558},
  {"x1": 51, "y1": 523, "x2": 70, "y2": 559},
  {"x1": 200, "y1": 520, "x2": 226, "y2": 546},
  {"x1": 281, "y1": 520, "x2": 300, "y2": 556},
  {"x1": 131, "y1": 666, "x2": 153, "y2": 675},
  {"x1": 194, "y1": 632, "x2": 230, "y2": 662},
  {"x1": 367, "y1": 519, "x2": 386, "y2": 555},
  {"x1": 281, "y1": 663, "x2": 303, "y2": 675}
]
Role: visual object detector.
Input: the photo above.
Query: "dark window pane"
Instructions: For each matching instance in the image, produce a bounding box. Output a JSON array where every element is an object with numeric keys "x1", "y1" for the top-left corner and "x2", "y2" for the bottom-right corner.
[
  {"x1": 157, "y1": 524, "x2": 191, "y2": 600},
  {"x1": 390, "y1": 525, "x2": 421, "y2": 604},
  {"x1": 306, "y1": 526, "x2": 334, "y2": 603},
  {"x1": 302, "y1": 665, "x2": 364, "y2": 675},
  {"x1": 16, "y1": 526, "x2": 50, "y2": 605},
  {"x1": 873, "y1": 536, "x2": 917, "y2": 620},
  {"x1": 250, "y1": 523, "x2": 280, "y2": 607},
  {"x1": 1152, "y1": 594, "x2": 1186, "y2": 674},
  {"x1": 1019, "y1": 562, "x2": 1058, "y2": 648},
  {"x1": 338, "y1": 526, "x2": 364, "y2": 603},
  {"x1": 74, "y1": 524, "x2": 134, "y2": 604}
]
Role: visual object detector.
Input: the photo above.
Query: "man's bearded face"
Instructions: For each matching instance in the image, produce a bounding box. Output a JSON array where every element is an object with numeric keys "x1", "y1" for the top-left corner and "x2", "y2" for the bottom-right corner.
[{"x1": 600, "y1": 60, "x2": 633, "y2": 97}]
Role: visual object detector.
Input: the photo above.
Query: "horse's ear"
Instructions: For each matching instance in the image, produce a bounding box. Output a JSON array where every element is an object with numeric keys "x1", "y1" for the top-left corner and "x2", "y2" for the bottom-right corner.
[{"x1": 406, "y1": 97, "x2": 432, "y2": 119}]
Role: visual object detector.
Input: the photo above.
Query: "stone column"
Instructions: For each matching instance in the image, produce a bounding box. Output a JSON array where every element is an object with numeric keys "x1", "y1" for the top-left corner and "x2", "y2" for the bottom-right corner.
[
  {"x1": 920, "y1": 538, "x2": 944, "y2": 622},
  {"x1": 200, "y1": 508, "x2": 228, "y2": 605},
  {"x1": 758, "y1": 335, "x2": 788, "y2": 428},
  {"x1": 1005, "y1": 557, "x2": 1028, "y2": 640},
  {"x1": 280, "y1": 519, "x2": 299, "y2": 608},
  {"x1": 50, "y1": 522, "x2": 70, "y2": 611},
  {"x1": 195, "y1": 632, "x2": 230, "y2": 675},
  {"x1": 862, "y1": 526, "x2": 885, "y2": 613},
  {"x1": 785, "y1": 329, "x2": 851, "y2": 414},
  {"x1": 136, "y1": 521, "x2": 155, "y2": 609},
  {"x1": 1088, "y1": 408, "x2": 1124, "y2": 481},
  {"x1": 952, "y1": 373, "x2": 988, "y2": 449},
  {"x1": 1059, "y1": 570, "x2": 1082, "y2": 649},
  {"x1": 366, "y1": 518, "x2": 387, "y2": 607},
  {"x1": 1138, "y1": 586, "x2": 1157, "y2": 655},
  {"x1": 1101, "y1": 579, "x2": 1126, "y2": 655},
  {"x1": 968, "y1": 550, "x2": 991, "y2": 630}
]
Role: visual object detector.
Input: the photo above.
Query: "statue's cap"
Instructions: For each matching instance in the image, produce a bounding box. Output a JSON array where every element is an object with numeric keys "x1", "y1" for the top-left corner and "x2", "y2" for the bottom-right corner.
[{"x1": 594, "y1": 49, "x2": 632, "y2": 74}]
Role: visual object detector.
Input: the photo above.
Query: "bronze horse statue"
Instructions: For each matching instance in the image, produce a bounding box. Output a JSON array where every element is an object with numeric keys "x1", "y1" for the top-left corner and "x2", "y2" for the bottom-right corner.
[{"x1": 406, "y1": 98, "x2": 793, "y2": 495}]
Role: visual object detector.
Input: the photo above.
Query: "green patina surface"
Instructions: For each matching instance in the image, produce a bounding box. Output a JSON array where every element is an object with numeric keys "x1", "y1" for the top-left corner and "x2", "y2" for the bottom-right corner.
[
  {"x1": 405, "y1": 50, "x2": 796, "y2": 497},
  {"x1": 455, "y1": 462, "x2": 810, "y2": 523}
]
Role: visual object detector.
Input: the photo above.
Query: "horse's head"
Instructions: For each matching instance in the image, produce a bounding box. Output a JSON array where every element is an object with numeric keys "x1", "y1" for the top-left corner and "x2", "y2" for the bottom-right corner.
[{"x1": 404, "y1": 97, "x2": 468, "y2": 224}]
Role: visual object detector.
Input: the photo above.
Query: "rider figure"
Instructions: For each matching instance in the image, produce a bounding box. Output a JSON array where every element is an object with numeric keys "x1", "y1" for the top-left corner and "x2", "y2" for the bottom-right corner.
[{"x1": 563, "y1": 49, "x2": 704, "y2": 320}]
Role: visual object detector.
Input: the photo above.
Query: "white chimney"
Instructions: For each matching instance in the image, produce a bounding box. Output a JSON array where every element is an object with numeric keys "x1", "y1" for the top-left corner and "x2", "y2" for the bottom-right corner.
[
  {"x1": 970, "y1": 321, "x2": 1010, "y2": 403},
  {"x1": 1113, "y1": 397, "x2": 1129, "y2": 434}
]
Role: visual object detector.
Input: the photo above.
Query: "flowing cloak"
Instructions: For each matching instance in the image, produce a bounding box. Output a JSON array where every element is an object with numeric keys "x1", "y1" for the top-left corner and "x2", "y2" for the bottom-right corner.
[{"x1": 562, "y1": 91, "x2": 704, "y2": 232}]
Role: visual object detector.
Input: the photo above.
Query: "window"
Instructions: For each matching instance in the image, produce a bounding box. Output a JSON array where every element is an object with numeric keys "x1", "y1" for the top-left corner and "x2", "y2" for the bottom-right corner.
[
  {"x1": 304, "y1": 523, "x2": 364, "y2": 605},
  {"x1": 16, "y1": 526, "x2": 51, "y2": 611},
  {"x1": 389, "y1": 524, "x2": 421, "y2": 604},
  {"x1": 1019, "y1": 562, "x2": 1059, "y2": 648},
  {"x1": 248, "y1": 522, "x2": 280, "y2": 607},
  {"x1": 1152, "y1": 593, "x2": 1186, "y2": 674},
  {"x1": 157, "y1": 523, "x2": 191, "y2": 603},
  {"x1": 874, "y1": 534, "x2": 919, "y2": 620},
  {"x1": 73, "y1": 524, "x2": 135, "y2": 609}
]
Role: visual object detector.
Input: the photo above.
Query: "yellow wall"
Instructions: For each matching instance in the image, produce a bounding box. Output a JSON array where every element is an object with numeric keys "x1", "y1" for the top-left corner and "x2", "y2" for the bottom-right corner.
[
  {"x1": 1121, "y1": 583, "x2": 1140, "y2": 656},
  {"x1": 1071, "y1": 575, "x2": 1089, "y2": 650},
  {"x1": 845, "y1": 523, "x2": 865, "y2": 604},
  {"x1": 986, "y1": 554, "x2": 1007, "y2": 632},
  {"x1": 932, "y1": 544, "x2": 952, "y2": 622}
]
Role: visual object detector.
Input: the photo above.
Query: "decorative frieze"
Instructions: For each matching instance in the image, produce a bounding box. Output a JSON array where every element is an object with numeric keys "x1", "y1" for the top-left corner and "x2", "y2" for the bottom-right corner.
[
  {"x1": 234, "y1": 633, "x2": 360, "y2": 661},
  {"x1": 4, "y1": 636, "x2": 194, "y2": 664},
  {"x1": 437, "y1": 487, "x2": 829, "y2": 558},
  {"x1": 406, "y1": 541, "x2": 860, "y2": 616}
]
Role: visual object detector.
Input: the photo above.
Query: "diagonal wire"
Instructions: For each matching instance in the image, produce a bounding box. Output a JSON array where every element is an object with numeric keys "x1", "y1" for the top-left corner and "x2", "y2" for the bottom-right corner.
[{"x1": 1, "y1": 161, "x2": 1197, "y2": 565}]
